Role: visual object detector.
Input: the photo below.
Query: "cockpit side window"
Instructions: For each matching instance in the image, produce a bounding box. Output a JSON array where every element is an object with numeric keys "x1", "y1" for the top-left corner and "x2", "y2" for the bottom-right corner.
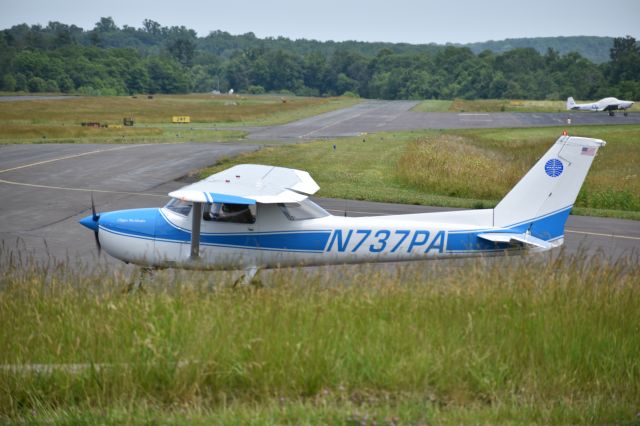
[
  {"x1": 278, "y1": 199, "x2": 330, "y2": 221},
  {"x1": 203, "y1": 203, "x2": 256, "y2": 224},
  {"x1": 165, "y1": 198, "x2": 192, "y2": 216}
]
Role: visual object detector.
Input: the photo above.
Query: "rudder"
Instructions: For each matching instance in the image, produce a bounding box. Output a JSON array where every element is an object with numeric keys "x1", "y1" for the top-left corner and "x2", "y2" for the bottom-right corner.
[{"x1": 493, "y1": 136, "x2": 605, "y2": 240}]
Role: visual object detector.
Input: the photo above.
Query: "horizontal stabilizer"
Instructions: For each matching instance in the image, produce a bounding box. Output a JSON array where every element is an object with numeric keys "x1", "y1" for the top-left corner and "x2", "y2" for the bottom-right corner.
[{"x1": 477, "y1": 232, "x2": 553, "y2": 249}]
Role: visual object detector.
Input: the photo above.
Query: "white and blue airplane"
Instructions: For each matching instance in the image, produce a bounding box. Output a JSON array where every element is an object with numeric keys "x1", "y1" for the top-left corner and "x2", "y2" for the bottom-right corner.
[
  {"x1": 80, "y1": 135, "x2": 605, "y2": 282},
  {"x1": 567, "y1": 96, "x2": 634, "y2": 116}
]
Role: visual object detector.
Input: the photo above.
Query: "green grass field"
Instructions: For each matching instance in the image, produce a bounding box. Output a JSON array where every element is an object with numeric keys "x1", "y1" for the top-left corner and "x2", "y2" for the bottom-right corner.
[
  {"x1": 1, "y1": 251, "x2": 638, "y2": 424},
  {"x1": 0, "y1": 94, "x2": 359, "y2": 144},
  {"x1": 201, "y1": 125, "x2": 640, "y2": 220}
]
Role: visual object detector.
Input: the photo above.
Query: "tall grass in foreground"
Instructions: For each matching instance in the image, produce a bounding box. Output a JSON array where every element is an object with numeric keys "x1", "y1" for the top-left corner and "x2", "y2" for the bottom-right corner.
[{"x1": 1, "y1": 252, "x2": 638, "y2": 423}]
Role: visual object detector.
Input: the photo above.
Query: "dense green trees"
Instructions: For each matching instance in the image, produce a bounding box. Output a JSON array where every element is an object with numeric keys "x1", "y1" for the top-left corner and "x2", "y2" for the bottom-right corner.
[{"x1": 0, "y1": 18, "x2": 638, "y2": 100}]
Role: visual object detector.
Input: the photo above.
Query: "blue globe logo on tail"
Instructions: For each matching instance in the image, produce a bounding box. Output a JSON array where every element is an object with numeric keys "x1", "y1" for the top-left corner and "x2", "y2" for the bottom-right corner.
[{"x1": 544, "y1": 159, "x2": 563, "y2": 177}]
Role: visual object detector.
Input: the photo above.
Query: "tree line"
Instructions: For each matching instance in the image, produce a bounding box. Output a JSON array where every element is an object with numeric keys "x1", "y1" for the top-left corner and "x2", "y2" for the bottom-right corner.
[{"x1": 1, "y1": 18, "x2": 638, "y2": 100}]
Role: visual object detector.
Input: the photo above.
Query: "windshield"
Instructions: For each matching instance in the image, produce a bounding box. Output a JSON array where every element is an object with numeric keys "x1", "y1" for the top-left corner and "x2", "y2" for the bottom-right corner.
[
  {"x1": 165, "y1": 198, "x2": 192, "y2": 216},
  {"x1": 278, "y1": 199, "x2": 330, "y2": 221}
]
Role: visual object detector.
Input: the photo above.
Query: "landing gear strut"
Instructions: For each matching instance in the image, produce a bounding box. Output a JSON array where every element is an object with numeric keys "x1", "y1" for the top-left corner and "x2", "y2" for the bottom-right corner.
[
  {"x1": 233, "y1": 266, "x2": 261, "y2": 287},
  {"x1": 126, "y1": 267, "x2": 155, "y2": 292}
]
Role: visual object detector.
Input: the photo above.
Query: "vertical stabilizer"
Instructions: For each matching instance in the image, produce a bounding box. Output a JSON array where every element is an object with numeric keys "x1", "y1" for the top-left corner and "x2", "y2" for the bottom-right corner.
[
  {"x1": 493, "y1": 136, "x2": 605, "y2": 239},
  {"x1": 566, "y1": 97, "x2": 577, "y2": 110}
]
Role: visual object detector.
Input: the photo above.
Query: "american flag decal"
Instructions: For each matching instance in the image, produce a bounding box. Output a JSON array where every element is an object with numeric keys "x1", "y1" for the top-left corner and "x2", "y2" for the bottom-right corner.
[{"x1": 581, "y1": 147, "x2": 596, "y2": 156}]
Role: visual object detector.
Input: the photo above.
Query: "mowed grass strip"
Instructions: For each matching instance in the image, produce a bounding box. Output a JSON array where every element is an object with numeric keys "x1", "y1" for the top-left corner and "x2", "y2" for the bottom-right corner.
[
  {"x1": 0, "y1": 94, "x2": 358, "y2": 124},
  {"x1": 202, "y1": 125, "x2": 640, "y2": 218},
  {"x1": 0, "y1": 123, "x2": 246, "y2": 144},
  {"x1": 0, "y1": 95, "x2": 359, "y2": 143},
  {"x1": 413, "y1": 99, "x2": 570, "y2": 113},
  {"x1": 410, "y1": 99, "x2": 453, "y2": 112},
  {"x1": 1, "y1": 253, "x2": 638, "y2": 424}
]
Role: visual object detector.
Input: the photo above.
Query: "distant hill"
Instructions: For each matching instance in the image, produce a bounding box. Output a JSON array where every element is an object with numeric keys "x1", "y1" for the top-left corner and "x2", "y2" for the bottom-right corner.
[
  {"x1": 195, "y1": 31, "x2": 443, "y2": 59},
  {"x1": 2, "y1": 19, "x2": 638, "y2": 100},
  {"x1": 458, "y1": 36, "x2": 614, "y2": 63},
  {"x1": 199, "y1": 34, "x2": 614, "y2": 63},
  {"x1": 0, "y1": 20, "x2": 617, "y2": 63}
]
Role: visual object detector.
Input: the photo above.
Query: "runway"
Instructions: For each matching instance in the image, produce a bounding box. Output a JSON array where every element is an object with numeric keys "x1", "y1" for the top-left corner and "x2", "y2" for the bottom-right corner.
[
  {"x1": 248, "y1": 100, "x2": 640, "y2": 140},
  {"x1": 1, "y1": 99, "x2": 638, "y2": 266}
]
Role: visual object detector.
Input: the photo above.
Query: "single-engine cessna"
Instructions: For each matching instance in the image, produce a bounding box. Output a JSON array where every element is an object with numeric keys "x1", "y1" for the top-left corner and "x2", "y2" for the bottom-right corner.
[
  {"x1": 80, "y1": 135, "x2": 605, "y2": 282},
  {"x1": 566, "y1": 96, "x2": 634, "y2": 116}
]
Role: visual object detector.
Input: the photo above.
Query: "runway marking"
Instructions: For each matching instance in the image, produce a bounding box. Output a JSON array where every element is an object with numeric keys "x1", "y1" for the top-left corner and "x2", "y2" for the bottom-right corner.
[
  {"x1": 0, "y1": 178, "x2": 167, "y2": 198},
  {"x1": 0, "y1": 145, "x2": 149, "y2": 174},
  {"x1": 458, "y1": 113, "x2": 493, "y2": 122},
  {"x1": 565, "y1": 229, "x2": 640, "y2": 241},
  {"x1": 299, "y1": 102, "x2": 392, "y2": 138},
  {"x1": 326, "y1": 208, "x2": 639, "y2": 241},
  {"x1": 327, "y1": 208, "x2": 386, "y2": 216}
]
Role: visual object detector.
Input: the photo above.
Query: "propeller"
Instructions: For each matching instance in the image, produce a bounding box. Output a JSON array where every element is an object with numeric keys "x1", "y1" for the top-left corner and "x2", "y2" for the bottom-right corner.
[
  {"x1": 80, "y1": 194, "x2": 101, "y2": 254},
  {"x1": 91, "y1": 194, "x2": 101, "y2": 254}
]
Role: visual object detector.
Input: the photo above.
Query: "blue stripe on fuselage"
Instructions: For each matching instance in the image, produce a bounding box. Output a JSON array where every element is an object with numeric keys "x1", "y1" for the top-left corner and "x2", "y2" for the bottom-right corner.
[
  {"x1": 99, "y1": 208, "x2": 158, "y2": 240},
  {"x1": 446, "y1": 205, "x2": 571, "y2": 252},
  {"x1": 101, "y1": 208, "x2": 331, "y2": 252},
  {"x1": 99, "y1": 205, "x2": 572, "y2": 254}
]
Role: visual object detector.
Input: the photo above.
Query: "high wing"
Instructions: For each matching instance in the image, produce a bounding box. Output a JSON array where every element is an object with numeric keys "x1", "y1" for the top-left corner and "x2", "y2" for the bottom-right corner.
[{"x1": 169, "y1": 164, "x2": 320, "y2": 204}]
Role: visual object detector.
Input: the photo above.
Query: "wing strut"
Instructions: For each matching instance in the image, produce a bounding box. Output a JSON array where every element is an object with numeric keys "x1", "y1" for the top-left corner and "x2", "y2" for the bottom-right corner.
[{"x1": 190, "y1": 202, "x2": 202, "y2": 259}]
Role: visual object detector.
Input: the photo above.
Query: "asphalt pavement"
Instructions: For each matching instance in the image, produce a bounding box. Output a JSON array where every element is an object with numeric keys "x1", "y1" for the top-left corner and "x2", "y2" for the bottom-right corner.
[{"x1": 0, "y1": 95, "x2": 79, "y2": 102}]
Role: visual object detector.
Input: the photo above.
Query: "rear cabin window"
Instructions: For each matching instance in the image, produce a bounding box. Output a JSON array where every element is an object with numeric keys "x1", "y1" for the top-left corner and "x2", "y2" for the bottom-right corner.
[{"x1": 278, "y1": 200, "x2": 329, "y2": 221}]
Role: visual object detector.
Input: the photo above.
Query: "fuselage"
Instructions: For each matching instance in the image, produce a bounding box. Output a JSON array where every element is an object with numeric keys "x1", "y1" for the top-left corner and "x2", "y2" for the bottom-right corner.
[
  {"x1": 93, "y1": 201, "x2": 567, "y2": 269},
  {"x1": 570, "y1": 97, "x2": 634, "y2": 112}
]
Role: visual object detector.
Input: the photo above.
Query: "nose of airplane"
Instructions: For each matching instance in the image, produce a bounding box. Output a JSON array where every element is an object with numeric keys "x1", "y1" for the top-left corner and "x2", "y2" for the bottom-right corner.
[{"x1": 79, "y1": 214, "x2": 99, "y2": 231}]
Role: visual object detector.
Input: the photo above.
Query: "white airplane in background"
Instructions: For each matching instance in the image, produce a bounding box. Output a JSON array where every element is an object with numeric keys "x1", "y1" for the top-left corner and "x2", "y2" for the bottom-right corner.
[
  {"x1": 567, "y1": 96, "x2": 634, "y2": 116},
  {"x1": 80, "y1": 135, "x2": 605, "y2": 283}
]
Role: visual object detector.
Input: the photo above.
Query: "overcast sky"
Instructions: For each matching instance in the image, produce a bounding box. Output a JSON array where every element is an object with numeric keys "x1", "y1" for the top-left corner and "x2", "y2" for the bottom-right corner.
[{"x1": 2, "y1": 0, "x2": 639, "y2": 44}]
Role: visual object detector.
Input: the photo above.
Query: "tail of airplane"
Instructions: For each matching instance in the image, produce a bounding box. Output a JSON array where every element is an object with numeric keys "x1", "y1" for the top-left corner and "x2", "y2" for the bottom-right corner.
[
  {"x1": 492, "y1": 136, "x2": 605, "y2": 241},
  {"x1": 566, "y1": 97, "x2": 576, "y2": 110}
]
